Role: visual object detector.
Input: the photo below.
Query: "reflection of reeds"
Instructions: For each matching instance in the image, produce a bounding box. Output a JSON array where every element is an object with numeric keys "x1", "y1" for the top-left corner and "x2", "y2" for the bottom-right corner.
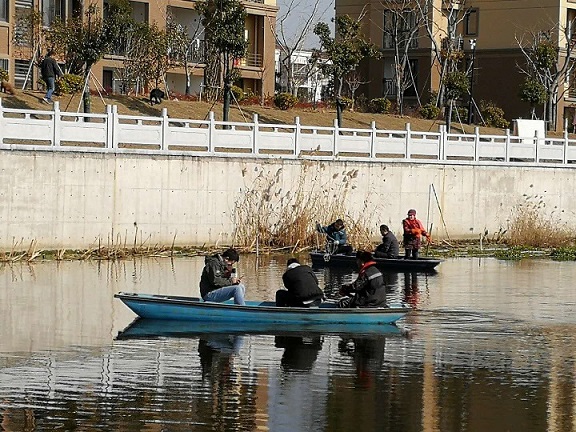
[
  {"x1": 508, "y1": 195, "x2": 574, "y2": 248},
  {"x1": 232, "y1": 163, "x2": 376, "y2": 250}
]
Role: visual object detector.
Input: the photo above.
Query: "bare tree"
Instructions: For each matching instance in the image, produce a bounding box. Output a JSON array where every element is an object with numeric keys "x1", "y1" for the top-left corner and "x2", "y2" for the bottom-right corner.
[
  {"x1": 516, "y1": 20, "x2": 576, "y2": 131},
  {"x1": 344, "y1": 71, "x2": 368, "y2": 111},
  {"x1": 273, "y1": 0, "x2": 329, "y2": 96}
]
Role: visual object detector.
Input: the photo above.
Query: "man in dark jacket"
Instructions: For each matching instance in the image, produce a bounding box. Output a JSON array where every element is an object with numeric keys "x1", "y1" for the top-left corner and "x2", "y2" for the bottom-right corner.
[
  {"x1": 276, "y1": 258, "x2": 324, "y2": 307},
  {"x1": 199, "y1": 248, "x2": 245, "y2": 305},
  {"x1": 338, "y1": 250, "x2": 387, "y2": 308},
  {"x1": 39, "y1": 50, "x2": 63, "y2": 104},
  {"x1": 374, "y1": 224, "x2": 399, "y2": 258}
]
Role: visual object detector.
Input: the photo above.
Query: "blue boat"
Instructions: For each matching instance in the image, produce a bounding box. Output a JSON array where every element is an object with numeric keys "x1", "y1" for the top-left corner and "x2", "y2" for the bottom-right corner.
[
  {"x1": 116, "y1": 318, "x2": 405, "y2": 340},
  {"x1": 310, "y1": 251, "x2": 442, "y2": 272},
  {"x1": 114, "y1": 292, "x2": 411, "y2": 325}
]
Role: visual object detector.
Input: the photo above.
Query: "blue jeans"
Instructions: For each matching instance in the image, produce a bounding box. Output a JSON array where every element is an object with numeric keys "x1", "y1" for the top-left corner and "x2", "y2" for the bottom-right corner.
[
  {"x1": 45, "y1": 77, "x2": 55, "y2": 100},
  {"x1": 203, "y1": 284, "x2": 245, "y2": 305}
]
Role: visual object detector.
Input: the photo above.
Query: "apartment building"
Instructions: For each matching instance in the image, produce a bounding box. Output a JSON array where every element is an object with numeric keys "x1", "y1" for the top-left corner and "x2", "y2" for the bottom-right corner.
[
  {"x1": 0, "y1": 0, "x2": 277, "y2": 98},
  {"x1": 337, "y1": 0, "x2": 576, "y2": 130}
]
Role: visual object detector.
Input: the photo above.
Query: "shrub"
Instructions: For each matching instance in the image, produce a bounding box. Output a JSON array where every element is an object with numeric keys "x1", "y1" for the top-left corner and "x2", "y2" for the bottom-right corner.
[
  {"x1": 274, "y1": 92, "x2": 298, "y2": 110},
  {"x1": 420, "y1": 103, "x2": 441, "y2": 119},
  {"x1": 479, "y1": 100, "x2": 510, "y2": 129},
  {"x1": 339, "y1": 96, "x2": 352, "y2": 110},
  {"x1": 56, "y1": 74, "x2": 84, "y2": 94},
  {"x1": 0, "y1": 67, "x2": 8, "y2": 83},
  {"x1": 230, "y1": 85, "x2": 245, "y2": 102},
  {"x1": 370, "y1": 97, "x2": 391, "y2": 113}
]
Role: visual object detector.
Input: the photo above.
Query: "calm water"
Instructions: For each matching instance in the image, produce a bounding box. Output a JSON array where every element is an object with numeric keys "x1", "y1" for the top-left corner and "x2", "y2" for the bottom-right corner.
[{"x1": 1, "y1": 255, "x2": 576, "y2": 432}]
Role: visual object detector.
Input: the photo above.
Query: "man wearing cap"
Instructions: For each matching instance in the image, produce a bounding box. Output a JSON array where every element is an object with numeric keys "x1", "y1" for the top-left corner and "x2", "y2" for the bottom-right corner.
[{"x1": 402, "y1": 209, "x2": 430, "y2": 259}]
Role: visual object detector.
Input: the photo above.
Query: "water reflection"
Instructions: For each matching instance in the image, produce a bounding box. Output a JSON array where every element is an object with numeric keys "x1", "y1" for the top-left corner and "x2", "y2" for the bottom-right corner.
[{"x1": 275, "y1": 335, "x2": 323, "y2": 372}]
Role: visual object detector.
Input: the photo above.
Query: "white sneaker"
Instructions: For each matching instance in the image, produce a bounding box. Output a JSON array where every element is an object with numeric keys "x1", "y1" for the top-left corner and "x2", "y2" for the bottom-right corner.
[{"x1": 42, "y1": 97, "x2": 50, "y2": 104}]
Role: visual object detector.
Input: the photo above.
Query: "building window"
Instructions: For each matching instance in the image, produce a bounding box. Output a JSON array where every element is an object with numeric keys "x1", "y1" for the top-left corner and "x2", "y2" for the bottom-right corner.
[
  {"x1": 0, "y1": 58, "x2": 8, "y2": 74},
  {"x1": 383, "y1": 9, "x2": 418, "y2": 50},
  {"x1": 465, "y1": 9, "x2": 478, "y2": 36},
  {"x1": 0, "y1": 0, "x2": 8, "y2": 21},
  {"x1": 42, "y1": 0, "x2": 68, "y2": 26}
]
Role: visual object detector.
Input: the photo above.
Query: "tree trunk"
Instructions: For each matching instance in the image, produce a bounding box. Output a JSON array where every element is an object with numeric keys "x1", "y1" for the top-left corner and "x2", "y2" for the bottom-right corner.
[
  {"x1": 223, "y1": 77, "x2": 231, "y2": 127},
  {"x1": 83, "y1": 67, "x2": 91, "y2": 118}
]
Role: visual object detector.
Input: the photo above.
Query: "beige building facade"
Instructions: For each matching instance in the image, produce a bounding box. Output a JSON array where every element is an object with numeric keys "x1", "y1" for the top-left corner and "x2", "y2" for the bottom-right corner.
[
  {"x1": 0, "y1": 0, "x2": 277, "y2": 99},
  {"x1": 338, "y1": 0, "x2": 576, "y2": 131}
]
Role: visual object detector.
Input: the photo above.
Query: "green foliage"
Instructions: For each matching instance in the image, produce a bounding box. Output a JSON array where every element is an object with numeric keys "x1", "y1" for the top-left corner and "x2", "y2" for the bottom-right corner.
[
  {"x1": 369, "y1": 97, "x2": 391, "y2": 113},
  {"x1": 274, "y1": 92, "x2": 298, "y2": 110},
  {"x1": 339, "y1": 96, "x2": 352, "y2": 110},
  {"x1": 494, "y1": 246, "x2": 524, "y2": 260},
  {"x1": 230, "y1": 85, "x2": 245, "y2": 101},
  {"x1": 420, "y1": 103, "x2": 440, "y2": 119},
  {"x1": 550, "y1": 247, "x2": 576, "y2": 261},
  {"x1": 519, "y1": 78, "x2": 547, "y2": 106},
  {"x1": 56, "y1": 74, "x2": 84, "y2": 94},
  {"x1": 443, "y1": 71, "x2": 469, "y2": 101},
  {"x1": 534, "y1": 40, "x2": 557, "y2": 70},
  {"x1": 0, "y1": 68, "x2": 8, "y2": 83},
  {"x1": 479, "y1": 100, "x2": 510, "y2": 128}
]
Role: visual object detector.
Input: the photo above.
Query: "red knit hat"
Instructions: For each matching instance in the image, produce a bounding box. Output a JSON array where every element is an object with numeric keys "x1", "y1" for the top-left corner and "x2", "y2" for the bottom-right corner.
[{"x1": 407, "y1": 209, "x2": 416, "y2": 215}]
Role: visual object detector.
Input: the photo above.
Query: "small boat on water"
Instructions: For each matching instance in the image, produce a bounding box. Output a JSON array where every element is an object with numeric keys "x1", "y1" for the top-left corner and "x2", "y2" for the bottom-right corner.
[
  {"x1": 114, "y1": 292, "x2": 411, "y2": 325},
  {"x1": 309, "y1": 251, "x2": 443, "y2": 272},
  {"x1": 116, "y1": 318, "x2": 405, "y2": 340}
]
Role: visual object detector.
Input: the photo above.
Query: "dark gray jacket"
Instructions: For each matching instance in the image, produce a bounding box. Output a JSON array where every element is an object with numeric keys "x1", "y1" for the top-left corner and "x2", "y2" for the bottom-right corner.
[
  {"x1": 199, "y1": 254, "x2": 233, "y2": 298},
  {"x1": 375, "y1": 232, "x2": 399, "y2": 258}
]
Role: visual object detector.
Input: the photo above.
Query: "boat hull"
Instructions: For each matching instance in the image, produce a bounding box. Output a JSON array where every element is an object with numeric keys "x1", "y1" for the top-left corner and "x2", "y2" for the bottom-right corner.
[
  {"x1": 310, "y1": 251, "x2": 442, "y2": 271},
  {"x1": 115, "y1": 292, "x2": 410, "y2": 325}
]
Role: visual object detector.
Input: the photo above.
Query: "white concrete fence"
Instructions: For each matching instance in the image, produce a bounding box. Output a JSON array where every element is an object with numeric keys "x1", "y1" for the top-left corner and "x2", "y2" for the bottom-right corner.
[{"x1": 1, "y1": 98, "x2": 576, "y2": 165}]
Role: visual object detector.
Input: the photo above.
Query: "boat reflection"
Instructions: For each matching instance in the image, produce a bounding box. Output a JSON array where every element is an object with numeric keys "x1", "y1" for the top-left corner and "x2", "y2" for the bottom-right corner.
[{"x1": 116, "y1": 318, "x2": 405, "y2": 339}]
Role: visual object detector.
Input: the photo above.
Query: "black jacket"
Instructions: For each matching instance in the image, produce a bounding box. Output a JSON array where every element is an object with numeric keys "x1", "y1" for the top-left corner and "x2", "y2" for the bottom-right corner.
[
  {"x1": 375, "y1": 232, "x2": 399, "y2": 258},
  {"x1": 40, "y1": 56, "x2": 62, "y2": 80},
  {"x1": 345, "y1": 263, "x2": 387, "y2": 307},
  {"x1": 282, "y1": 264, "x2": 324, "y2": 302},
  {"x1": 199, "y1": 254, "x2": 233, "y2": 298}
]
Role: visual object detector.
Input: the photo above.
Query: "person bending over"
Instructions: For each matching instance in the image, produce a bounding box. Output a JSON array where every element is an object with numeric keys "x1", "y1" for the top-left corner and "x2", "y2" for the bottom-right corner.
[
  {"x1": 374, "y1": 224, "x2": 399, "y2": 258},
  {"x1": 316, "y1": 218, "x2": 353, "y2": 255},
  {"x1": 200, "y1": 248, "x2": 245, "y2": 305},
  {"x1": 276, "y1": 258, "x2": 324, "y2": 307},
  {"x1": 338, "y1": 251, "x2": 387, "y2": 308}
]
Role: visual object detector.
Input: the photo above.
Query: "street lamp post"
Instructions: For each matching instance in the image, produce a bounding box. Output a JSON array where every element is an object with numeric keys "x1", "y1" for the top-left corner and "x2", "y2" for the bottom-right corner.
[{"x1": 467, "y1": 39, "x2": 477, "y2": 124}]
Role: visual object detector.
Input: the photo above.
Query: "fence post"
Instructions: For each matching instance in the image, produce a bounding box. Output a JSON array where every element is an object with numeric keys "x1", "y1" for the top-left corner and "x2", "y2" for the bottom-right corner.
[
  {"x1": 368, "y1": 121, "x2": 375, "y2": 158},
  {"x1": 333, "y1": 118, "x2": 339, "y2": 158},
  {"x1": 405, "y1": 123, "x2": 411, "y2": 160},
  {"x1": 474, "y1": 127, "x2": 480, "y2": 161},
  {"x1": 111, "y1": 105, "x2": 119, "y2": 149},
  {"x1": 253, "y1": 113, "x2": 259, "y2": 155},
  {"x1": 105, "y1": 105, "x2": 113, "y2": 149},
  {"x1": 53, "y1": 101, "x2": 60, "y2": 147},
  {"x1": 161, "y1": 108, "x2": 168, "y2": 151},
  {"x1": 534, "y1": 131, "x2": 539, "y2": 163},
  {"x1": 294, "y1": 116, "x2": 301, "y2": 157},
  {"x1": 563, "y1": 127, "x2": 569, "y2": 164},
  {"x1": 208, "y1": 111, "x2": 215, "y2": 154},
  {"x1": 505, "y1": 129, "x2": 510, "y2": 162},
  {"x1": 0, "y1": 98, "x2": 4, "y2": 144}
]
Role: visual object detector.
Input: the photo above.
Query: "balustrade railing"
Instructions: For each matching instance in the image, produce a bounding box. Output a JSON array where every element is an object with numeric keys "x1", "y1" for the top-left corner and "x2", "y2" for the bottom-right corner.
[{"x1": 1, "y1": 99, "x2": 575, "y2": 166}]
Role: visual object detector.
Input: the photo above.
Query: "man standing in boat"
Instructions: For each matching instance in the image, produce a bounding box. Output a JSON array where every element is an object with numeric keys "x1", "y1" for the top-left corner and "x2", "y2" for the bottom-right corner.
[
  {"x1": 200, "y1": 248, "x2": 246, "y2": 305},
  {"x1": 338, "y1": 251, "x2": 387, "y2": 308},
  {"x1": 402, "y1": 209, "x2": 430, "y2": 259},
  {"x1": 374, "y1": 224, "x2": 399, "y2": 258},
  {"x1": 276, "y1": 258, "x2": 324, "y2": 307},
  {"x1": 316, "y1": 218, "x2": 353, "y2": 255}
]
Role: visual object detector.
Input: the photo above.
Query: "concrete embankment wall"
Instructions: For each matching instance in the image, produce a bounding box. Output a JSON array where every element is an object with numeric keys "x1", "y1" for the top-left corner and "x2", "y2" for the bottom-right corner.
[{"x1": 0, "y1": 150, "x2": 574, "y2": 250}]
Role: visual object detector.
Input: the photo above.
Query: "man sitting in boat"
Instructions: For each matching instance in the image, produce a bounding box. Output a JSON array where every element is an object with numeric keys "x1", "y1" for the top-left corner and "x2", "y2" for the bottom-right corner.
[
  {"x1": 338, "y1": 250, "x2": 387, "y2": 308},
  {"x1": 374, "y1": 224, "x2": 399, "y2": 258},
  {"x1": 276, "y1": 258, "x2": 324, "y2": 307},
  {"x1": 316, "y1": 218, "x2": 353, "y2": 255},
  {"x1": 200, "y1": 248, "x2": 246, "y2": 305}
]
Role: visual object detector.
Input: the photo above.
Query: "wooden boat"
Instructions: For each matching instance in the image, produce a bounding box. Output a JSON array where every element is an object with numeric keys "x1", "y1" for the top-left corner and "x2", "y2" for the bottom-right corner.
[
  {"x1": 309, "y1": 251, "x2": 443, "y2": 272},
  {"x1": 116, "y1": 318, "x2": 405, "y2": 340},
  {"x1": 114, "y1": 292, "x2": 411, "y2": 325}
]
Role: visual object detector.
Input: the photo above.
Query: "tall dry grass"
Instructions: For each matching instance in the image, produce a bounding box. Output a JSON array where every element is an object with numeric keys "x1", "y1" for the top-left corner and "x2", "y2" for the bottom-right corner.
[
  {"x1": 232, "y1": 162, "x2": 376, "y2": 251},
  {"x1": 507, "y1": 195, "x2": 575, "y2": 248}
]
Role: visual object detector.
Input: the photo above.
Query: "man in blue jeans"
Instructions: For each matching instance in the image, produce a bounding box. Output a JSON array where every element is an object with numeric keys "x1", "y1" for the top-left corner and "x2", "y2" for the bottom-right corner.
[
  {"x1": 39, "y1": 50, "x2": 63, "y2": 104},
  {"x1": 199, "y1": 248, "x2": 246, "y2": 305}
]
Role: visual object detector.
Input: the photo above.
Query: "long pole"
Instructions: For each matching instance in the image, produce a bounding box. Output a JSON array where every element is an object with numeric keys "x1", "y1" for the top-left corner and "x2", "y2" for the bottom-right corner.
[{"x1": 467, "y1": 39, "x2": 477, "y2": 124}]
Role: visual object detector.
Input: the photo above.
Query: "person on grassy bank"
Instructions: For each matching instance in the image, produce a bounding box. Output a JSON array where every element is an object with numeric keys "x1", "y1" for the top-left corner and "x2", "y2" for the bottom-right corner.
[{"x1": 39, "y1": 50, "x2": 62, "y2": 104}]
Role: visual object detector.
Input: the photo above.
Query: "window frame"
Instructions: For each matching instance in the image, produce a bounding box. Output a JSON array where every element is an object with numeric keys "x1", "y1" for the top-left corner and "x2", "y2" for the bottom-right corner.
[{"x1": 465, "y1": 9, "x2": 479, "y2": 36}]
